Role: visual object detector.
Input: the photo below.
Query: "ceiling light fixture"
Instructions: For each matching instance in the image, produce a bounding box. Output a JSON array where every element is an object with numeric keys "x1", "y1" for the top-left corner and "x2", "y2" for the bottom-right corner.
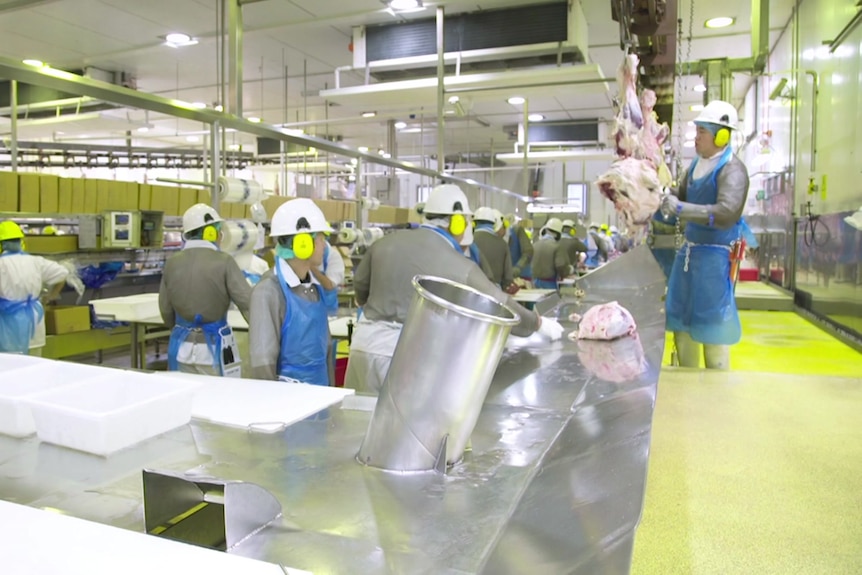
[
  {"x1": 378, "y1": 149, "x2": 386, "y2": 156},
  {"x1": 394, "y1": 121, "x2": 407, "y2": 129},
  {"x1": 165, "y1": 32, "x2": 198, "y2": 48},
  {"x1": 693, "y1": 84, "x2": 707, "y2": 92},
  {"x1": 381, "y1": 152, "x2": 392, "y2": 159},
  {"x1": 386, "y1": 0, "x2": 425, "y2": 13},
  {"x1": 228, "y1": 144, "x2": 241, "y2": 151},
  {"x1": 358, "y1": 146, "x2": 369, "y2": 153},
  {"x1": 705, "y1": 17, "x2": 735, "y2": 29},
  {"x1": 191, "y1": 102, "x2": 207, "y2": 109},
  {"x1": 247, "y1": 116, "x2": 261, "y2": 123},
  {"x1": 137, "y1": 127, "x2": 150, "y2": 133},
  {"x1": 361, "y1": 111, "x2": 377, "y2": 118},
  {"x1": 186, "y1": 136, "x2": 200, "y2": 143},
  {"x1": 448, "y1": 96, "x2": 460, "y2": 104},
  {"x1": 507, "y1": 96, "x2": 526, "y2": 105},
  {"x1": 214, "y1": 104, "x2": 224, "y2": 112},
  {"x1": 22, "y1": 59, "x2": 46, "y2": 67},
  {"x1": 528, "y1": 113, "x2": 545, "y2": 122}
]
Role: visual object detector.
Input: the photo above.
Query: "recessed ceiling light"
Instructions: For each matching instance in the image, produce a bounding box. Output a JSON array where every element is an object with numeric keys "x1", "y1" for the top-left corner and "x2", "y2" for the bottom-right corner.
[
  {"x1": 381, "y1": 152, "x2": 392, "y2": 159},
  {"x1": 389, "y1": 0, "x2": 422, "y2": 10},
  {"x1": 378, "y1": 149, "x2": 386, "y2": 155},
  {"x1": 361, "y1": 111, "x2": 377, "y2": 118},
  {"x1": 186, "y1": 136, "x2": 200, "y2": 143},
  {"x1": 448, "y1": 96, "x2": 460, "y2": 104},
  {"x1": 507, "y1": 96, "x2": 526, "y2": 105},
  {"x1": 705, "y1": 17, "x2": 735, "y2": 29},
  {"x1": 690, "y1": 104, "x2": 704, "y2": 112},
  {"x1": 693, "y1": 84, "x2": 707, "y2": 92},
  {"x1": 137, "y1": 127, "x2": 150, "y2": 133},
  {"x1": 394, "y1": 121, "x2": 407, "y2": 129},
  {"x1": 350, "y1": 158, "x2": 358, "y2": 165},
  {"x1": 683, "y1": 141, "x2": 695, "y2": 148},
  {"x1": 358, "y1": 146, "x2": 369, "y2": 153},
  {"x1": 165, "y1": 32, "x2": 198, "y2": 47},
  {"x1": 227, "y1": 144, "x2": 241, "y2": 151},
  {"x1": 191, "y1": 102, "x2": 207, "y2": 109},
  {"x1": 214, "y1": 104, "x2": 224, "y2": 112},
  {"x1": 528, "y1": 113, "x2": 544, "y2": 122},
  {"x1": 247, "y1": 116, "x2": 261, "y2": 123},
  {"x1": 22, "y1": 59, "x2": 45, "y2": 67}
]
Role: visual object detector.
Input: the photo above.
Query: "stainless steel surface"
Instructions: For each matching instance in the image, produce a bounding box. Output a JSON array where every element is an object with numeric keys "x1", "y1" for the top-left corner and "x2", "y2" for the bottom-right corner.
[
  {"x1": 0, "y1": 246, "x2": 666, "y2": 574},
  {"x1": 143, "y1": 468, "x2": 282, "y2": 550},
  {"x1": 358, "y1": 276, "x2": 521, "y2": 472}
]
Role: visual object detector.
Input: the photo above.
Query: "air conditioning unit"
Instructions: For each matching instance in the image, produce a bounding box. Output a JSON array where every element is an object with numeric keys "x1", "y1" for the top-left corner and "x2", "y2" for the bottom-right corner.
[{"x1": 351, "y1": 1, "x2": 588, "y2": 82}]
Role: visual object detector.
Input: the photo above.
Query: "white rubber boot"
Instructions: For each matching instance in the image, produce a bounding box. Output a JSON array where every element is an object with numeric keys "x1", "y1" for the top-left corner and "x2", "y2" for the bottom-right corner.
[
  {"x1": 673, "y1": 331, "x2": 701, "y2": 368},
  {"x1": 704, "y1": 344, "x2": 730, "y2": 370}
]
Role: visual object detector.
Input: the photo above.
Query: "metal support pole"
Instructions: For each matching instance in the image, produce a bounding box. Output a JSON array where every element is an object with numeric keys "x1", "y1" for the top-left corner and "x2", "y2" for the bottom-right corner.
[
  {"x1": 356, "y1": 158, "x2": 365, "y2": 228},
  {"x1": 228, "y1": 0, "x2": 243, "y2": 117},
  {"x1": 523, "y1": 99, "x2": 530, "y2": 196},
  {"x1": 10, "y1": 80, "x2": 18, "y2": 172},
  {"x1": 210, "y1": 121, "x2": 221, "y2": 211},
  {"x1": 436, "y1": 6, "x2": 445, "y2": 174},
  {"x1": 387, "y1": 118, "x2": 397, "y2": 203}
]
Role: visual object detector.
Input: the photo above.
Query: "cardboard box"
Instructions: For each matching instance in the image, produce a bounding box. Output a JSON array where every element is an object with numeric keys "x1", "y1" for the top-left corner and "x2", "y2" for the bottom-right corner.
[
  {"x1": 124, "y1": 182, "x2": 140, "y2": 211},
  {"x1": 197, "y1": 189, "x2": 211, "y2": 205},
  {"x1": 138, "y1": 184, "x2": 152, "y2": 211},
  {"x1": 263, "y1": 195, "x2": 289, "y2": 220},
  {"x1": 58, "y1": 178, "x2": 73, "y2": 213},
  {"x1": 340, "y1": 201, "x2": 358, "y2": 222},
  {"x1": 44, "y1": 305, "x2": 91, "y2": 335},
  {"x1": 151, "y1": 185, "x2": 179, "y2": 216},
  {"x1": 0, "y1": 171, "x2": 18, "y2": 212},
  {"x1": 39, "y1": 175, "x2": 60, "y2": 214},
  {"x1": 83, "y1": 179, "x2": 99, "y2": 213},
  {"x1": 95, "y1": 180, "x2": 112, "y2": 212},
  {"x1": 18, "y1": 173, "x2": 41, "y2": 213},
  {"x1": 72, "y1": 179, "x2": 86, "y2": 213},
  {"x1": 178, "y1": 188, "x2": 198, "y2": 215},
  {"x1": 313, "y1": 199, "x2": 340, "y2": 222}
]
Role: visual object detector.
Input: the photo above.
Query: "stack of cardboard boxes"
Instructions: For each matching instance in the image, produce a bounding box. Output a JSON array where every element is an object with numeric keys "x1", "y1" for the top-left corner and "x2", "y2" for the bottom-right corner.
[{"x1": 0, "y1": 172, "x2": 254, "y2": 218}]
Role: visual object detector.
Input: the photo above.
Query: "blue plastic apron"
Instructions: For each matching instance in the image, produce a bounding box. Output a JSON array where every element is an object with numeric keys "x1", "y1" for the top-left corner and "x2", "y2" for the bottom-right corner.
[
  {"x1": 422, "y1": 225, "x2": 481, "y2": 265},
  {"x1": 275, "y1": 261, "x2": 330, "y2": 386},
  {"x1": 0, "y1": 252, "x2": 43, "y2": 354},
  {"x1": 509, "y1": 228, "x2": 532, "y2": 279},
  {"x1": 320, "y1": 243, "x2": 339, "y2": 316},
  {"x1": 650, "y1": 210, "x2": 679, "y2": 279},
  {"x1": 168, "y1": 314, "x2": 233, "y2": 374},
  {"x1": 666, "y1": 147, "x2": 742, "y2": 345}
]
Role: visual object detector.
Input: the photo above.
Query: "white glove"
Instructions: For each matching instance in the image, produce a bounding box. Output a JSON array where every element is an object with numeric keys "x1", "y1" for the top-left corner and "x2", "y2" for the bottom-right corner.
[{"x1": 538, "y1": 317, "x2": 564, "y2": 341}]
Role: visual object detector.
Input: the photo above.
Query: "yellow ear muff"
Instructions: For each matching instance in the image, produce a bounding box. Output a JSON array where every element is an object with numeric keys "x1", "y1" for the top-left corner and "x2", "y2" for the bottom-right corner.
[
  {"x1": 449, "y1": 213, "x2": 467, "y2": 236},
  {"x1": 292, "y1": 232, "x2": 314, "y2": 260},
  {"x1": 714, "y1": 127, "x2": 730, "y2": 147},
  {"x1": 202, "y1": 225, "x2": 218, "y2": 242}
]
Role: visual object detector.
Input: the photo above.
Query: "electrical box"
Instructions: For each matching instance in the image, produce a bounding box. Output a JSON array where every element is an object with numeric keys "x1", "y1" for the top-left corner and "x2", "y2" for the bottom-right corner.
[{"x1": 102, "y1": 210, "x2": 140, "y2": 248}]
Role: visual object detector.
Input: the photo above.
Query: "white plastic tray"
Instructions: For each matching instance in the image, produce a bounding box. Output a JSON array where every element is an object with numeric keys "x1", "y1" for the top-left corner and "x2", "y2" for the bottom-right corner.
[
  {"x1": 0, "y1": 362, "x2": 108, "y2": 438},
  {"x1": 26, "y1": 372, "x2": 201, "y2": 456},
  {"x1": 0, "y1": 352, "x2": 54, "y2": 371}
]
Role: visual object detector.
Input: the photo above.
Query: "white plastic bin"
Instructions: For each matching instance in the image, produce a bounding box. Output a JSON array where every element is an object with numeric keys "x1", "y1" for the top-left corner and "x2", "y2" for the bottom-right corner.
[
  {"x1": 0, "y1": 353, "x2": 53, "y2": 372},
  {"x1": 26, "y1": 372, "x2": 201, "y2": 456},
  {"x1": 90, "y1": 294, "x2": 160, "y2": 322},
  {"x1": 0, "y1": 363, "x2": 110, "y2": 438}
]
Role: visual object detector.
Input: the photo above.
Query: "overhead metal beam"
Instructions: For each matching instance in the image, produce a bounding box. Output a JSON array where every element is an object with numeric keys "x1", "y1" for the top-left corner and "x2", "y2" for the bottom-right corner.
[
  {"x1": 751, "y1": 0, "x2": 770, "y2": 72},
  {"x1": 228, "y1": 0, "x2": 243, "y2": 117},
  {"x1": 0, "y1": 57, "x2": 527, "y2": 202}
]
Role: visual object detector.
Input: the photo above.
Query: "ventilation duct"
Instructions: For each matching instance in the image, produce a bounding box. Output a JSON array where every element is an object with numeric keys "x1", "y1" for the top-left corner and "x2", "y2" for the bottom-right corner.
[{"x1": 351, "y1": 1, "x2": 588, "y2": 82}]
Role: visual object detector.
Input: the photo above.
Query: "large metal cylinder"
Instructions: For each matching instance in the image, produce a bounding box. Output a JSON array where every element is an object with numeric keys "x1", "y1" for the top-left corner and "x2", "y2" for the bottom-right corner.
[{"x1": 357, "y1": 275, "x2": 520, "y2": 472}]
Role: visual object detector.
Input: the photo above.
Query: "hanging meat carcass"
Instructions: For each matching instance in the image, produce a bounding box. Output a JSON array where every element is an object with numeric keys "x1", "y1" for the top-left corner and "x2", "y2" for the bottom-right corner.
[{"x1": 595, "y1": 54, "x2": 672, "y2": 229}]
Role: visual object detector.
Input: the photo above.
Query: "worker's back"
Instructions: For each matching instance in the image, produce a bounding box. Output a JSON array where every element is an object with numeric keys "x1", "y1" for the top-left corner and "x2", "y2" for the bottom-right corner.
[
  {"x1": 473, "y1": 229, "x2": 511, "y2": 287},
  {"x1": 531, "y1": 237, "x2": 566, "y2": 280},
  {"x1": 159, "y1": 245, "x2": 251, "y2": 327},
  {"x1": 355, "y1": 228, "x2": 479, "y2": 324},
  {"x1": 0, "y1": 253, "x2": 66, "y2": 300},
  {"x1": 559, "y1": 236, "x2": 588, "y2": 266}
]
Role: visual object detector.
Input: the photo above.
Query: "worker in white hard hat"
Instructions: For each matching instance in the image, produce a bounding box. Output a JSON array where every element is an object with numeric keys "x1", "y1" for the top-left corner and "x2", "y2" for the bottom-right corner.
[
  {"x1": 346, "y1": 184, "x2": 563, "y2": 394},
  {"x1": 249, "y1": 199, "x2": 333, "y2": 384},
  {"x1": 472, "y1": 207, "x2": 517, "y2": 293},
  {"x1": 560, "y1": 219, "x2": 588, "y2": 268},
  {"x1": 0, "y1": 221, "x2": 71, "y2": 355},
  {"x1": 660, "y1": 99, "x2": 750, "y2": 370},
  {"x1": 159, "y1": 204, "x2": 251, "y2": 376},
  {"x1": 530, "y1": 217, "x2": 573, "y2": 290}
]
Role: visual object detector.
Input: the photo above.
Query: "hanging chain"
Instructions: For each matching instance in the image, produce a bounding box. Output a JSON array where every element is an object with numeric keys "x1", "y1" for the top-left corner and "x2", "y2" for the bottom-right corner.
[{"x1": 671, "y1": 0, "x2": 696, "y2": 249}]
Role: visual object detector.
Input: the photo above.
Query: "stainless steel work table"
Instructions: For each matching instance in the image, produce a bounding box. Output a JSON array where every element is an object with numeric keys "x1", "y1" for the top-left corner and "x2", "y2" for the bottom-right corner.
[{"x1": 0, "y1": 247, "x2": 666, "y2": 574}]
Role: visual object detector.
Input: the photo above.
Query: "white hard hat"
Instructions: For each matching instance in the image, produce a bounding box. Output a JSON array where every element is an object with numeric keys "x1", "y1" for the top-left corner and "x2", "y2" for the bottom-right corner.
[
  {"x1": 183, "y1": 203, "x2": 224, "y2": 236},
  {"x1": 542, "y1": 217, "x2": 563, "y2": 235},
  {"x1": 474, "y1": 206, "x2": 503, "y2": 231},
  {"x1": 270, "y1": 198, "x2": 333, "y2": 237},
  {"x1": 423, "y1": 184, "x2": 473, "y2": 216},
  {"x1": 589, "y1": 221, "x2": 600, "y2": 229},
  {"x1": 610, "y1": 225, "x2": 619, "y2": 233},
  {"x1": 561, "y1": 219, "x2": 576, "y2": 229},
  {"x1": 694, "y1": 100, "x2": 738, "y2": 130}
]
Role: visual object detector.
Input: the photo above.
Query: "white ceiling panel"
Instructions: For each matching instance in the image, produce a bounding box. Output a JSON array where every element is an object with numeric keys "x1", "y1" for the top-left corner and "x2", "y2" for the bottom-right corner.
[{"x1": 95, "y1": 0, "x2": 216, "y2": 38}]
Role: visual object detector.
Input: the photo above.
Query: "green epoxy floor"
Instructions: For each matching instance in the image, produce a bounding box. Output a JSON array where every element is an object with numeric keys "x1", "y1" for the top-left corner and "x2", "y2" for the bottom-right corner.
[{"x1": 634, "y1": 312, "x2": 862, "y2": 574}]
